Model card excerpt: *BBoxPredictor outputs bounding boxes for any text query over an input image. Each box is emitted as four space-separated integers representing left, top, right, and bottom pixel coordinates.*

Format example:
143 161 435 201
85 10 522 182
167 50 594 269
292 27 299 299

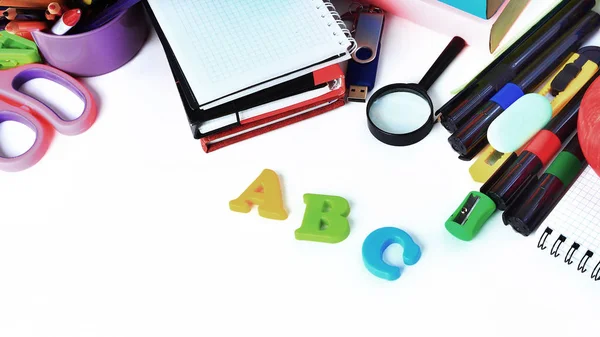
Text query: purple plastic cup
31 3 149 77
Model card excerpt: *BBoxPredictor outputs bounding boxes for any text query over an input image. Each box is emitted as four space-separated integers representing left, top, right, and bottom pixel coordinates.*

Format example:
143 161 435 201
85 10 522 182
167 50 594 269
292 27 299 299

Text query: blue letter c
362 227 421 281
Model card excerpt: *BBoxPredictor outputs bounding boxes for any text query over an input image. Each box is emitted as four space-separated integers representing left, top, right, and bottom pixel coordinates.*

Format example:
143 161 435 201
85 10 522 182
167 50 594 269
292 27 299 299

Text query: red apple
579 76 600 177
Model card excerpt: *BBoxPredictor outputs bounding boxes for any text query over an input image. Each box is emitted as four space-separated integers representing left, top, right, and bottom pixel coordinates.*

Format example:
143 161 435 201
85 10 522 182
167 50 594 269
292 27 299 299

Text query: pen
438 0 596 133
448 11 600 160
503 134 587 237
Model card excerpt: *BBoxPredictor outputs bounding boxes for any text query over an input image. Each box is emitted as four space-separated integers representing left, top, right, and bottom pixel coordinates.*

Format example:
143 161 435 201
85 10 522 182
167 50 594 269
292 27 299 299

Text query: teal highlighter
487 93 553 153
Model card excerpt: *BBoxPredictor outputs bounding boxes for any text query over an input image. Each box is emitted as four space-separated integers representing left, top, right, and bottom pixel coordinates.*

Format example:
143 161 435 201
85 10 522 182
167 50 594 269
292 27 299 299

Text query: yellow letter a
229 169 288 220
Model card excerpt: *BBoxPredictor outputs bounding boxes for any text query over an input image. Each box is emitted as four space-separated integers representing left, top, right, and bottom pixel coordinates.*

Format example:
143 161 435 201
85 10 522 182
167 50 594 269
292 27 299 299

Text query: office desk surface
1 2 599 336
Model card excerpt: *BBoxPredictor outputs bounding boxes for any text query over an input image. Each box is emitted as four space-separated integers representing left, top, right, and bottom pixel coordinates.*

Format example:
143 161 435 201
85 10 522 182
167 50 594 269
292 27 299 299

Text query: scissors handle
0 100 53 172
0 64 97 136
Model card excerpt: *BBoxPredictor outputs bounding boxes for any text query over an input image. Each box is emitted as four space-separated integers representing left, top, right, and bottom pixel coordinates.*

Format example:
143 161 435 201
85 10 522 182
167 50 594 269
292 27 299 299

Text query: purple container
31 3 149 77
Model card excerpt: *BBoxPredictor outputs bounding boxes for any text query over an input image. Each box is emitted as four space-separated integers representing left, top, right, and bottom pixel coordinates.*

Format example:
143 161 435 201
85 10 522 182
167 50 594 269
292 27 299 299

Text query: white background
1 1 599 336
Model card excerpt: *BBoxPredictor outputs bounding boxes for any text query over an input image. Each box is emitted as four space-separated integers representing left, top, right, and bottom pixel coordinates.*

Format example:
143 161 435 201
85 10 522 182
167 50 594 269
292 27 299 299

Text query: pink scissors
0 64 97 172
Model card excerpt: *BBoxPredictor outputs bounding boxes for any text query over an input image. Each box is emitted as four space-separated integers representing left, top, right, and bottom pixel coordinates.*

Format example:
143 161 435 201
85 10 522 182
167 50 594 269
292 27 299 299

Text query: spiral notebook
144 0 356 138
536 165 600 281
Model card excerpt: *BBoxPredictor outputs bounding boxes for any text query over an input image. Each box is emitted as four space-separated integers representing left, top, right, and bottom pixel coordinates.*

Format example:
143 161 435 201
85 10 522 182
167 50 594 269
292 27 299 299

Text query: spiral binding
578 250 593 274
313 0 358 55
538 227 552 250
564 242 579 265
550 235 565 258
538 226 600 281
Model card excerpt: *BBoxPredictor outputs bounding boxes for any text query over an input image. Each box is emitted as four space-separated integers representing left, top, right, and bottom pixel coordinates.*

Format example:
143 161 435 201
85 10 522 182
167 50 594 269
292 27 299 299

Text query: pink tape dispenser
0 64 97 172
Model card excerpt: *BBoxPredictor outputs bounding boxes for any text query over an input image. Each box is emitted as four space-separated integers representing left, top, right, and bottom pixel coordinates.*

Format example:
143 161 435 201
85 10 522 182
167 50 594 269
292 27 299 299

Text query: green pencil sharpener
446 191 496 241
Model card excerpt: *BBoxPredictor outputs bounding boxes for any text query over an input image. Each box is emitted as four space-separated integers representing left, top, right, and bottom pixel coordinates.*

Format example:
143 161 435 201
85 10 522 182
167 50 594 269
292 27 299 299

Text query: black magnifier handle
418 36 467 91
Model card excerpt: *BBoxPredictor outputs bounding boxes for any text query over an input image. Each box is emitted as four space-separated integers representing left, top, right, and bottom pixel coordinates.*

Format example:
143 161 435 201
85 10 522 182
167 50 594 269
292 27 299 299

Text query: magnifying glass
366 36 466 146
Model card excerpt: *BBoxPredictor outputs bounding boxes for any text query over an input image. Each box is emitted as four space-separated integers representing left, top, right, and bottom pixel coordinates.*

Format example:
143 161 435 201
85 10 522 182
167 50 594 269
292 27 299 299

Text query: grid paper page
147 0 351 107
537 166 600 280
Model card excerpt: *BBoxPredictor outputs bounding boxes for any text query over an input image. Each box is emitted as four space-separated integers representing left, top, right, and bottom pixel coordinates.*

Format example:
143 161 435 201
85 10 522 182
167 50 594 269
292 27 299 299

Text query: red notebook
200 64 346 153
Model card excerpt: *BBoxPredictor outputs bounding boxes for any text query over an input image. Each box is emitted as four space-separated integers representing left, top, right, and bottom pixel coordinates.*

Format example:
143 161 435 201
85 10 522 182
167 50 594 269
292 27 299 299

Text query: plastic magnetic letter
229 169 288 220
294 194 351 243
362 227 421 281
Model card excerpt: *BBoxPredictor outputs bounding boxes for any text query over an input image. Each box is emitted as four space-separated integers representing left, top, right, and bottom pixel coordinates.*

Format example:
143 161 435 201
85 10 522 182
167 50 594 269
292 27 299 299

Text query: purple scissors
0 64 97 172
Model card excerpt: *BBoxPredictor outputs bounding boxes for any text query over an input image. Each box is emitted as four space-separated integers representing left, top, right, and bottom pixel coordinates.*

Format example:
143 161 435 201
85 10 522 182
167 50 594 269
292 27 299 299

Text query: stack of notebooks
143 0 357 153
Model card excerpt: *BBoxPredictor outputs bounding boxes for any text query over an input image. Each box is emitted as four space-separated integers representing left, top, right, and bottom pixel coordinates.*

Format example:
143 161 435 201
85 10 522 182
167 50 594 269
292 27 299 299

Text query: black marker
503 134 587 237
480 75 593 210
439 0 596 133
448 11 600 160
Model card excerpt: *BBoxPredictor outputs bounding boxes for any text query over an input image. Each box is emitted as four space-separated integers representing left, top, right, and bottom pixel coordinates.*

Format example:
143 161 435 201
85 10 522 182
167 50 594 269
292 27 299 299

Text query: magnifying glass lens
368 91 432 134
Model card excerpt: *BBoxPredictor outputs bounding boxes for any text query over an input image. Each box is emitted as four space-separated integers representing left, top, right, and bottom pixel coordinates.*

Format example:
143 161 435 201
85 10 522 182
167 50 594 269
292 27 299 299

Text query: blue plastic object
346 44 381 91
490 83 524 110
361 227 422 281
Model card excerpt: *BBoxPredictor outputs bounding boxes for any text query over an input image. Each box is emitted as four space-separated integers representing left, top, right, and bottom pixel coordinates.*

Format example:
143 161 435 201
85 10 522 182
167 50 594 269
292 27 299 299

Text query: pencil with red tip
45 10 57 21
48 2 66 16
2 7 46 21
5 21 48 33
51 8 81 35
5 21 48 41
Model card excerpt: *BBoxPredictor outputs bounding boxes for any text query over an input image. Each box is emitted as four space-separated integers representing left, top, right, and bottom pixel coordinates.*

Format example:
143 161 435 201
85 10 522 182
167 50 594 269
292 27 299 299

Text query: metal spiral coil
314 1 359 55
564 243 580 265
550 235 566 258
538 227 552 250
578 250 593 274
591 261 600 281
540 227 599 281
